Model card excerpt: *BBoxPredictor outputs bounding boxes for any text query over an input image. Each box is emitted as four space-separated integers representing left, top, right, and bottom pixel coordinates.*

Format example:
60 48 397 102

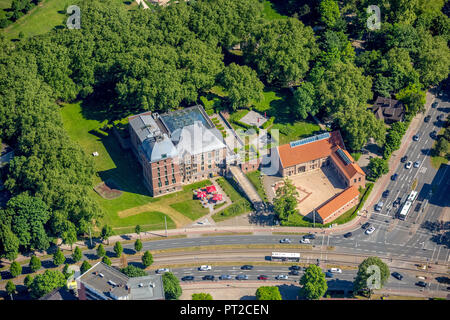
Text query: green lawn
245 170 268 202
212 177 252 222
60 102 211 231
0 0 11 9
1 0 136 40
262 0 287 21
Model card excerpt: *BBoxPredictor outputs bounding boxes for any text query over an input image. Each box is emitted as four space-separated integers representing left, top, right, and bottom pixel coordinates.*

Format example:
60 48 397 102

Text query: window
165 181 169 186
208 165 211 169
158 182 162 188
359 177 361 182
172 178 176 184
354 179 356 183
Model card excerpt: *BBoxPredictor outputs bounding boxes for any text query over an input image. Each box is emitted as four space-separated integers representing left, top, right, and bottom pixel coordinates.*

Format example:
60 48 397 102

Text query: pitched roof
277 131 345 168
330 147 365 179
316 186 360 221
372 96 405 122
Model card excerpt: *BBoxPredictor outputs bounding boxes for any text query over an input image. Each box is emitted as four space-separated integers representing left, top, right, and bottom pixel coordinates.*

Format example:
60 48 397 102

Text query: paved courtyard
240 110 268 128
276 167 346 216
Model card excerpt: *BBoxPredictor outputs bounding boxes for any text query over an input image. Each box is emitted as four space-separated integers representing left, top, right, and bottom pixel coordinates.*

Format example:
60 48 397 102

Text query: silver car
280 238 292 244
414 161 420 168
365 226 376 235
276 275 289 280
219 275 232 280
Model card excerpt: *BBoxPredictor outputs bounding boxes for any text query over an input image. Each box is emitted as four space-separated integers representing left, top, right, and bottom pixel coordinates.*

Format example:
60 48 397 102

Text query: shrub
262 116 275 129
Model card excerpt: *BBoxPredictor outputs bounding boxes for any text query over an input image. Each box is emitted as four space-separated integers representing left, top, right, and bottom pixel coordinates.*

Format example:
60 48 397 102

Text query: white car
156 268 170 274
300 238 310 244
276 275 289 280
199 265 212 271
414 161 420 168
365 226 376 235
329 268 342 274
280 238 292 244
405 161 412 169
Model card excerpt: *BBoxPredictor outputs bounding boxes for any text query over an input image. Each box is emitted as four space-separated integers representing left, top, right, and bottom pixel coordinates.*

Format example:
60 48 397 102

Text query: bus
398 190 418 220
271 252 300 262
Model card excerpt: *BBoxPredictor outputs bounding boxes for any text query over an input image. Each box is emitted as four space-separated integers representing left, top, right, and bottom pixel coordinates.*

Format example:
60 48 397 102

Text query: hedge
262 116 275 129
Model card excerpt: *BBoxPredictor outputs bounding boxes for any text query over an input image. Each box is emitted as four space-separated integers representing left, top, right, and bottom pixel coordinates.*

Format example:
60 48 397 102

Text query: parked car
424 115 431 122
329 268 342 274
289 270 299 276
432 101 438 108
325 272 333 278
414 161 420 168
276 275 289 280
202 275 215 281
413 134 420 141
375 201 383 212
391 173 398 181
343 232 352 238
401 156 408 163
182 276 195 281
416 281 427 288
236 274 248 280
405 161 412 169
290 265 301 271
219 275 232 280
199 265 212 271
280 238 292 244
241 265 254 270
365 226 376 235
300 238 311 244
257 275 269 280
361 222 371 229
392 272 403 280
156 268 170 274
430 131 437 139
382 190 390 198
438 114 445 121
303 234 316 240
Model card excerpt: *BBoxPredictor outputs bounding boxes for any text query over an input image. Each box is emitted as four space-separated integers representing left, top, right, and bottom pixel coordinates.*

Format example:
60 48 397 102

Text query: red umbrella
197 191 207 198
212 194 222 201
206 185 216 193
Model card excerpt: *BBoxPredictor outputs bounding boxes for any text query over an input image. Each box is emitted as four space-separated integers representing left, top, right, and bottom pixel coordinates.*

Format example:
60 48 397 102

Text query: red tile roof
316 186 360 221
330 147 366 179
277 131 344 168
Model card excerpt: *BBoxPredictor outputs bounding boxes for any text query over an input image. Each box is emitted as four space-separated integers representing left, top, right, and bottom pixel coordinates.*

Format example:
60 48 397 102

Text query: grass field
245 170 268 202
1 0 137 40
262 0 287 21
60 102 210 232
0 0 11 9
212 177 252 222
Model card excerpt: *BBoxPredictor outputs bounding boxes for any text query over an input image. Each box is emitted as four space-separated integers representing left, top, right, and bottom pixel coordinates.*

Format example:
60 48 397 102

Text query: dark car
391 173 398 181
343 232 353 238
219 275 232 280
430 131 437 139
424 115 431 122
303 234 316 240
241 265 254 270
236 274 248 280
438 114 445 121
432 101 438 108
416 281 427 288
413 134 420 141
258 275 269 280
182 276 194 281
325 272 333 278
392 272 403 280
401 156 408 163
290 265 301 271
289 270 300 276
393 197 402 208
361 222 371 229
382 190 390 198
202 275 215 281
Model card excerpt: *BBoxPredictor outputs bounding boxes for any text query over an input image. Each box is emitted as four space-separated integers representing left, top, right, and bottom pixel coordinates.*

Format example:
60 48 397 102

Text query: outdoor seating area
193 185 225 207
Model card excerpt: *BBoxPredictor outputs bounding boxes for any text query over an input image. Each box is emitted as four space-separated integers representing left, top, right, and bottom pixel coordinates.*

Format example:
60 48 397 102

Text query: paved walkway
229 165 262 206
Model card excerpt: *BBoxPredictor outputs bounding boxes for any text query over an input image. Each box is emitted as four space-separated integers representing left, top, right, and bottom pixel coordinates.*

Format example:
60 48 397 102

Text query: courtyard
274 166 346 218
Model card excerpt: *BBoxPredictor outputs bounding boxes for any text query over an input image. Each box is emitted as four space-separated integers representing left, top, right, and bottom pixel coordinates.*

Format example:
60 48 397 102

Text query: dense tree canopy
299 264 327 300
121 265 148 278
353 256 390 297
273 178 300 221
163 272 182 300
256 286 282 300
29 270 66 299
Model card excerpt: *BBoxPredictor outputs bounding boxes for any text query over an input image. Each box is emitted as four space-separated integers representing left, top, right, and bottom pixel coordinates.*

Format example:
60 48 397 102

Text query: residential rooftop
316 185 360 221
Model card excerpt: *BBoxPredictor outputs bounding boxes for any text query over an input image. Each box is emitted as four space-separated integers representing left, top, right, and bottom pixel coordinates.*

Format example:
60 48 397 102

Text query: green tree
29 255 41 272
353 256 390 297
102 256 112 266
24 274 33 289
135 225 141 238
142 250 153 268
162 272 182 300
61 221 78 251
293 82 317 119
192 293 213 300
10 261 22 278
134 239 143 253
299 265 328 300
244 18 319 86
273 178 299 222
121 265 148 278
29 270 66 299
319 0 340 28
53 248 66 266
368 158 389 180
396 83 426 116
96 244 106 258
434 137 449 157
114 241 123 258
101 225 113 245
6 280 16 298
220 63 264 110
72 246 82 262
80 260 92 274
256 286 282 300
62 264 74 279
0 220 19 261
